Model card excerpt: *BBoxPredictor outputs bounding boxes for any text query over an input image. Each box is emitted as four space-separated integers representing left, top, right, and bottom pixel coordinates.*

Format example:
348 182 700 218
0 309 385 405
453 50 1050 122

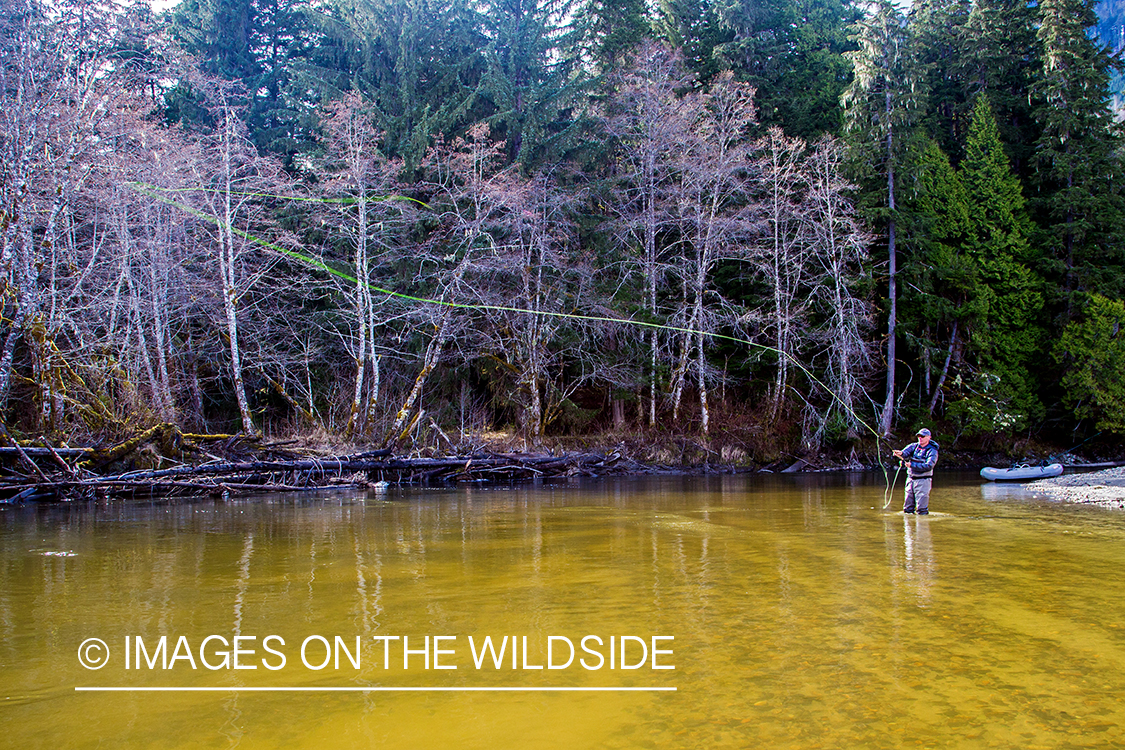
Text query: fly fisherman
893 428 939 515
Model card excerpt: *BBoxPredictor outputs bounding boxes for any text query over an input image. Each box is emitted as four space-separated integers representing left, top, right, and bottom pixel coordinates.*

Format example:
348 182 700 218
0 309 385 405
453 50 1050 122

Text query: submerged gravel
1026 467 1125 508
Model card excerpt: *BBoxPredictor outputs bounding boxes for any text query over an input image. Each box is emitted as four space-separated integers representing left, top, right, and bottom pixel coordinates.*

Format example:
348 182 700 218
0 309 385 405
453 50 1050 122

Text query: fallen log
0 447 93 458
0 424 49 482
0 447 632 502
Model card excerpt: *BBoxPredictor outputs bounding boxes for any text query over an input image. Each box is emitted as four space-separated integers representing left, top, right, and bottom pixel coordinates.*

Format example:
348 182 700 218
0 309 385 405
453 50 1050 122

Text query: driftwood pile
0 424 639 502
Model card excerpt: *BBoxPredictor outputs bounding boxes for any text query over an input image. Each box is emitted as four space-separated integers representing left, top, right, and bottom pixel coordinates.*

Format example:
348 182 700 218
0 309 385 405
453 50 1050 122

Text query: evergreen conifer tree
576 0 650 75
955 0 1040 176
168 0 314 160
957 95 1043 430
900 136 971 416
901 96 1043 432
654 0 730 84
1034 0 1125 315
316 0 487 173
715 0 860 138
842 0 924 435
478 0 585 168
1056 294 1125 433
909 0 970 158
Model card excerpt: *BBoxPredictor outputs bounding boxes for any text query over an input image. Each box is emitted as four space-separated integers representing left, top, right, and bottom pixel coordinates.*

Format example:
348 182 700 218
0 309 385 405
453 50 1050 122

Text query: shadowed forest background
2 0 1125 460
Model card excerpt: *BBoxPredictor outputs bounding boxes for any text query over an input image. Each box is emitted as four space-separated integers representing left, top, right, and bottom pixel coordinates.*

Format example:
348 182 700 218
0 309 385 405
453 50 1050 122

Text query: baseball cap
916 428 931 437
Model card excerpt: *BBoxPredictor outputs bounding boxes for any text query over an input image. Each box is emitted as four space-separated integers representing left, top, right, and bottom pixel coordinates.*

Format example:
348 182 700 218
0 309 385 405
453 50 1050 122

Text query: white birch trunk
670 315 694 422
219 117 256 435
928 322 958 415
879 92 897 437
383 312 450 448
645 152 659 428
148 246 176 422
346 192 369 437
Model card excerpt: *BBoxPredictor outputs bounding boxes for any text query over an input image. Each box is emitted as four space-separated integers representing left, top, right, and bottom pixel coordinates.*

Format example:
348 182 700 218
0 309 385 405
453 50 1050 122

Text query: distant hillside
1098 0 1125 109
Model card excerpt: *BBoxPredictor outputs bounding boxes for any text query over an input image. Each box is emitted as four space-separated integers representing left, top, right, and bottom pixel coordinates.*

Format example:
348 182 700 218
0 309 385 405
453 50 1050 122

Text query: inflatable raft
980 463 1064 482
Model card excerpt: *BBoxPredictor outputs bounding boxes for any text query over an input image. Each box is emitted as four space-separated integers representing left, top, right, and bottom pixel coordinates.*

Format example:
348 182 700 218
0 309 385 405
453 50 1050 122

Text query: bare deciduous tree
318 93 404 437
468 169 598 445
0 0 133 430
188 84 290 435
754 126 809 418
804 136 873 440
668 73 758 434
603 42 695 427
379 124 504 448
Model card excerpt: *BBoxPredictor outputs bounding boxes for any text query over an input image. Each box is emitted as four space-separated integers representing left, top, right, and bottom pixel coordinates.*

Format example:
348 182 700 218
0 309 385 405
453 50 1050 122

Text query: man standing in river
893 428 939 515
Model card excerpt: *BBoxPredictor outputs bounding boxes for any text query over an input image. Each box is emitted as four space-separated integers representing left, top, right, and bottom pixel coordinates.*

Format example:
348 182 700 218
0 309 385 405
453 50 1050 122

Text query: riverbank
3 423 1124 502
536 432 1125 477
1024 466 1125 508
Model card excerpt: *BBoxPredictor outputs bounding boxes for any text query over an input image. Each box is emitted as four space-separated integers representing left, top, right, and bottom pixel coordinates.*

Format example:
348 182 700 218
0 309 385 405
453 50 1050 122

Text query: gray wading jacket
900 440 939 478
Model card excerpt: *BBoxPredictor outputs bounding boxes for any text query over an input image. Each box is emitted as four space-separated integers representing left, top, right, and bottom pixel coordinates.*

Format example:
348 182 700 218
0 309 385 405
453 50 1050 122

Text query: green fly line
128 181 896 495
883 460 902 510
132 183 430 208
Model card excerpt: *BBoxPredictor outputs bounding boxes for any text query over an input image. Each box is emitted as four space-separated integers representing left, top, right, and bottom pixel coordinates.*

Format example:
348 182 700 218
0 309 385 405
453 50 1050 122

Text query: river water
2 473 1124 748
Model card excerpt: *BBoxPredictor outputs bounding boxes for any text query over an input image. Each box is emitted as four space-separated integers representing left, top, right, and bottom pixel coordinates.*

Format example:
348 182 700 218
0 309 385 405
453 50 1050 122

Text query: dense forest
1 0 1124 458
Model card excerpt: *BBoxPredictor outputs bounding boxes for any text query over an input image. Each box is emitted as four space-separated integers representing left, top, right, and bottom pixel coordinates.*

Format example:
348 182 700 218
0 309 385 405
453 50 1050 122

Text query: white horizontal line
75 686 676 692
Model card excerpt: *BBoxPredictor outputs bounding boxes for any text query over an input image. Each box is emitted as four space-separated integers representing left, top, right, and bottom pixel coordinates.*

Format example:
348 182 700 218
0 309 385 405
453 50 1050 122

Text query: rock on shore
1027 467 1125 508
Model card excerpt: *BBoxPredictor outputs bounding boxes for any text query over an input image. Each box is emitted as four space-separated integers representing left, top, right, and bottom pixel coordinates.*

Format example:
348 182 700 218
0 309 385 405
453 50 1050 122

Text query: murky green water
3 473 1125 748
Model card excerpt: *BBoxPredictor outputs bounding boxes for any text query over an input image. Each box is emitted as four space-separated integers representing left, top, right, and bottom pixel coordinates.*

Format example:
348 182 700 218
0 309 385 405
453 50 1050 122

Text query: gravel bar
1025 467 1125 508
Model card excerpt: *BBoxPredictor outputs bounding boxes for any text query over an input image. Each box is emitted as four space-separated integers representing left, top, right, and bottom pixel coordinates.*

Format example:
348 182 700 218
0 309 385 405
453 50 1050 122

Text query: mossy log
77 424 247 471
